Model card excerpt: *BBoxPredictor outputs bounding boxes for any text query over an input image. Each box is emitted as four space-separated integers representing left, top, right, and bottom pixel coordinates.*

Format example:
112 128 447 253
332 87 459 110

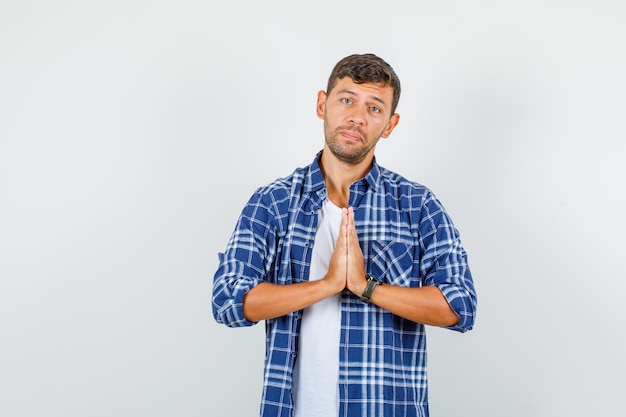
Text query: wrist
320 272 346 296
360 274 381 303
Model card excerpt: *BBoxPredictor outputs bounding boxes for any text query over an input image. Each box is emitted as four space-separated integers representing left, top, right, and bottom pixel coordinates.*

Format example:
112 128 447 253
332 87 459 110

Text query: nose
349 106 366 125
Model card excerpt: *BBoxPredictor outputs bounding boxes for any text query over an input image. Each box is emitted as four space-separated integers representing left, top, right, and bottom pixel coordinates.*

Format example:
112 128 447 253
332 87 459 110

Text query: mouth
338 129 363 142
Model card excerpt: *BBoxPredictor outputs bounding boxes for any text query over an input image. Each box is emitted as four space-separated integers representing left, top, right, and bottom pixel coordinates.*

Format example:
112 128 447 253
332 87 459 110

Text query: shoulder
376 165 453 226
253 164 308 198
377 165 434 204
244 164 310 215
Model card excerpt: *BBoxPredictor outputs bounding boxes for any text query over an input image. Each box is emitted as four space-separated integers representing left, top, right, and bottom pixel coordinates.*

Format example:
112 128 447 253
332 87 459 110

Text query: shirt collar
363 157 381 190
303 151 327 194
304 150 381 194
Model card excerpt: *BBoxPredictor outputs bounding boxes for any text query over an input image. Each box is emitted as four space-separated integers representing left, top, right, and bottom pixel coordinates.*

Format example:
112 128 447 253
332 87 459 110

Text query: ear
316 90 327 119
381 113 400 138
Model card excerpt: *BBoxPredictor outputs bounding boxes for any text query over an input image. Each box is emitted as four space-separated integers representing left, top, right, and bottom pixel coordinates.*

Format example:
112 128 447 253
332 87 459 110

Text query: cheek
373 120 390 135
378 118 397 137
325 107 345 124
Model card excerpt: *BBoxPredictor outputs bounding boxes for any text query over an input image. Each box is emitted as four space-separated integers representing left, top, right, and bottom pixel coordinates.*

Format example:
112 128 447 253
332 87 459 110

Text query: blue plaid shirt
213 152 477 417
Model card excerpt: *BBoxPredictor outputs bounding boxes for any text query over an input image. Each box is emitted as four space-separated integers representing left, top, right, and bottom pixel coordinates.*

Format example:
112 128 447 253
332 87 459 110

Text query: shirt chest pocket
366 239 417 287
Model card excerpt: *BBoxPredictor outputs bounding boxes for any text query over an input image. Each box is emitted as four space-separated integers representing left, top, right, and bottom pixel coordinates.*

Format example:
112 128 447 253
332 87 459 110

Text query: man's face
317 77 400 165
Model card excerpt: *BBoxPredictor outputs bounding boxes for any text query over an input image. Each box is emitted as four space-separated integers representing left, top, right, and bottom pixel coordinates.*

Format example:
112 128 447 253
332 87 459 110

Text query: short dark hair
326 53 401 114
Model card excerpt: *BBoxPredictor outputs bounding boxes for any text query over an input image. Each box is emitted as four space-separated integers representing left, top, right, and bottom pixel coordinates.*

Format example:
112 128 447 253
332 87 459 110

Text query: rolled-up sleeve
433 243 477 332
212 191 277 327
419 193 477 333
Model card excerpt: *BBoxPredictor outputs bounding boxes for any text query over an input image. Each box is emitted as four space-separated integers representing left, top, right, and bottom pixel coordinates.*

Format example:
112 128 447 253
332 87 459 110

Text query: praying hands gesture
243 206 368 322
323 207 368 297
243 207 459 327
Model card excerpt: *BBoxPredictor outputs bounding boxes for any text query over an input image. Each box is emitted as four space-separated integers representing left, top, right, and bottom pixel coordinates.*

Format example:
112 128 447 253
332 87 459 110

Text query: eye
341 98 352 104
370 106 381 113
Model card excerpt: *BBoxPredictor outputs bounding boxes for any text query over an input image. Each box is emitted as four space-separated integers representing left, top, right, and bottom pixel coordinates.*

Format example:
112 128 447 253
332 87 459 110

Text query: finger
346 207 358 239
348 206 357 226
343 209 350 250
346 208 363 258
338 207 348 242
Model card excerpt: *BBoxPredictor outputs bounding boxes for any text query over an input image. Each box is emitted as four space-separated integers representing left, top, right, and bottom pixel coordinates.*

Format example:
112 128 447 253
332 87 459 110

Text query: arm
362 284 459 327
344 206 475 329
243 280 335 322
243 207 353 322
214 194 352 325
247 275 458 326
212 191 280 327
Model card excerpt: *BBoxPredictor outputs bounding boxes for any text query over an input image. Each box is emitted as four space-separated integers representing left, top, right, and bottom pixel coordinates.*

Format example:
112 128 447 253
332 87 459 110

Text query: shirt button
291 352 297 358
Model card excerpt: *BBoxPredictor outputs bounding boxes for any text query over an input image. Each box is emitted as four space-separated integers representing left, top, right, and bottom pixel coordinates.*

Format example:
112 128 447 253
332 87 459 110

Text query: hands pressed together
243 206 367 322
324 207 368 297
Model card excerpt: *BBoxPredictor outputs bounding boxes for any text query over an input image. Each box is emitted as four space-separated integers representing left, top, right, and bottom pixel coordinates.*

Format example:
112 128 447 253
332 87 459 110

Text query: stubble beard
324 119 381 166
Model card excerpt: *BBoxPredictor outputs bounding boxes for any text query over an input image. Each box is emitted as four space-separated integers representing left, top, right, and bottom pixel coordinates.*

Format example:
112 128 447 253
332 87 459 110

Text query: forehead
329 77 394 106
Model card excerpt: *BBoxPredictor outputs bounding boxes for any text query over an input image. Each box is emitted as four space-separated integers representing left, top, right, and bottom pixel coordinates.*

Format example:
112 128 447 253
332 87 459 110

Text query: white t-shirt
292 199 342 417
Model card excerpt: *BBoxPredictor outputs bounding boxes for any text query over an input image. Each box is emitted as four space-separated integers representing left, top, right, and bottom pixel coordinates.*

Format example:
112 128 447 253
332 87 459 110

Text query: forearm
243 280 338 322
368 284 460 327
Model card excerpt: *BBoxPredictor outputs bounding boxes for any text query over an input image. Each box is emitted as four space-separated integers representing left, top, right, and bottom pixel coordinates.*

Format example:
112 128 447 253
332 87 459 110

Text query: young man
212 53 477 417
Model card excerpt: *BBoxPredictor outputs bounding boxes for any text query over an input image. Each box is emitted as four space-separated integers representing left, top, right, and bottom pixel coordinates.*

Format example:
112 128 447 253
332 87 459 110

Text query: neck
319 147 373 208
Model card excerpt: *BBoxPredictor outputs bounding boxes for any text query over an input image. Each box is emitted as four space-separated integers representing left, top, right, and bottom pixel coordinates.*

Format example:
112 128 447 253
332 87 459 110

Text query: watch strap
360 274 381 303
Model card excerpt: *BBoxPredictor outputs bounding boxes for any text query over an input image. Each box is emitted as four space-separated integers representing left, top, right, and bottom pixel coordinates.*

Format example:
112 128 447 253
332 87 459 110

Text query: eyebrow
336 88 388 108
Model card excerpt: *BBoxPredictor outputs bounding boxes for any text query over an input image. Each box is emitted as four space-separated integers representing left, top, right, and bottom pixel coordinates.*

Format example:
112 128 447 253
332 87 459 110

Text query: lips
338 129 363 142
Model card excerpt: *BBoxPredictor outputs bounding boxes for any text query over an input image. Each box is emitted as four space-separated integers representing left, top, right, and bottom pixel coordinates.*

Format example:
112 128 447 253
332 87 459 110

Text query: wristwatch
360 274 381 303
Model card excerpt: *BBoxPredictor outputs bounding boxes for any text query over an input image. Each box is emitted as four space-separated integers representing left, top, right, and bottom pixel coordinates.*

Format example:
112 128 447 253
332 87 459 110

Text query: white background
1 1 625 416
